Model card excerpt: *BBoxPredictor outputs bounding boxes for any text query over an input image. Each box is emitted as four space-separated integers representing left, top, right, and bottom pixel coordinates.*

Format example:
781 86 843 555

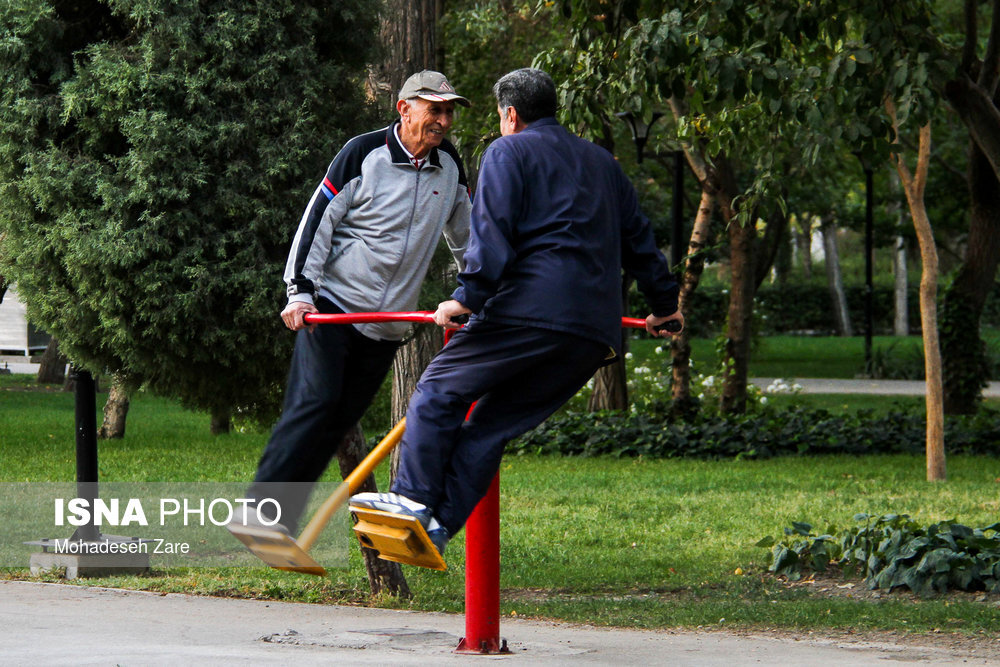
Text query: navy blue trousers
391 320 608 535
249 298 398 533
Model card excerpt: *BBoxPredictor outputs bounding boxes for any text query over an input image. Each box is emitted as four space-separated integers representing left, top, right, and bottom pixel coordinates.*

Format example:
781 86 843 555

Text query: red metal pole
456 473 506 654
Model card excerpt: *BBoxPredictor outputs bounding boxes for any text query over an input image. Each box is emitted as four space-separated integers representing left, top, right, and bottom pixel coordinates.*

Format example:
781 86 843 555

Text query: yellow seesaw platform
350 507 447 571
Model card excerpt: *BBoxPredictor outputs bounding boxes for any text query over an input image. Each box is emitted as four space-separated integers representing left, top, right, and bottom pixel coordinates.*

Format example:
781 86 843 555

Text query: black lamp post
616 111 685 270
615 111 664 164
854 154 875 374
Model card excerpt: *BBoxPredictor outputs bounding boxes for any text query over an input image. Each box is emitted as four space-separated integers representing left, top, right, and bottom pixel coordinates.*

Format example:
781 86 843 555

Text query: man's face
399 98 455 158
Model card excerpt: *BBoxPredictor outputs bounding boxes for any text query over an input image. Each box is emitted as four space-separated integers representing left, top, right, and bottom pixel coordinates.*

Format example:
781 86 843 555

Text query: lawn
631 334 923 380
2 369 1000 635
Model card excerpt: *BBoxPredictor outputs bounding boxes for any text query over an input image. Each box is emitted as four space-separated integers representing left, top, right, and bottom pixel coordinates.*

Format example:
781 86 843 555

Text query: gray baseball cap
398 70 471 107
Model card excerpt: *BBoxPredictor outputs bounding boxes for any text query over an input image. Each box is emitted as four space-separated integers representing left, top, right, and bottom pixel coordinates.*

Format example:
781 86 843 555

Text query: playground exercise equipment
228 310 681 653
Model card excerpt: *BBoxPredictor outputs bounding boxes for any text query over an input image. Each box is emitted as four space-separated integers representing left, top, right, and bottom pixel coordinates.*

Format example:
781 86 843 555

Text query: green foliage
531 1 948 220
0 0 379 422
510 405 1000 459
758 514 1000 596
634 282 1000 340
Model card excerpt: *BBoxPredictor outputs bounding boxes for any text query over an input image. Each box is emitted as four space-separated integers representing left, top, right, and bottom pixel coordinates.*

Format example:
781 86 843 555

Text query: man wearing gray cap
241 71 472 534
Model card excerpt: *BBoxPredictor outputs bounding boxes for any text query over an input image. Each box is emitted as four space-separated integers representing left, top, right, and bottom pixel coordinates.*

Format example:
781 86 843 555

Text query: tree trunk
391 326 444 424
367 0 445 108
889 171 910 336
820 215 853 337
389 324 443 477
671 188 715 414
36 337 67 384
940 4 1000 414
210 408 231 435
98 376 130 439
893 234 909 336
753 187 789 292
588 279 630 412
336 424 412 598
0 278 7 304
588 354 628 411
796 216 814 281
940 141 1000 414
669 99 753 416
889 103 945 481
721 205 756 415
376 2 447 578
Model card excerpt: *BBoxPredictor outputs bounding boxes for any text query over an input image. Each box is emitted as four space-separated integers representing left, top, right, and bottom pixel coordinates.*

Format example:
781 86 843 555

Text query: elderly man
243 71 471 534
351 68 683 557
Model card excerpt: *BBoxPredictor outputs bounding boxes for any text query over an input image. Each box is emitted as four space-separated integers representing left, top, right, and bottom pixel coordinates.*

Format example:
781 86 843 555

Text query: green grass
2 377 1000 635
631 335 928 379
632 328 1000 381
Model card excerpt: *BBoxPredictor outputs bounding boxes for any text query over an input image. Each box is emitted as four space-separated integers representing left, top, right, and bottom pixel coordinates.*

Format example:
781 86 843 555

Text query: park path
750 378 1000 397
2 580 997 665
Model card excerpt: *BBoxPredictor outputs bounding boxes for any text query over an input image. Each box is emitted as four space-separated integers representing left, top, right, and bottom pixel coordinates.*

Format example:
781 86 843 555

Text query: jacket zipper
375 167 419 311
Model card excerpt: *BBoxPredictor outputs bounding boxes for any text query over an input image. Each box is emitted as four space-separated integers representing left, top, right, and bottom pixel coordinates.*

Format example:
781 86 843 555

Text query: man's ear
507 105 519 127
396 98 410 119
507 106 526 133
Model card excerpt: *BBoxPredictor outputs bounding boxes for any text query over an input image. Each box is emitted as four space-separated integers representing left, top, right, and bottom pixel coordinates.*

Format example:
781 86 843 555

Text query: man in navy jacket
351 68 682 556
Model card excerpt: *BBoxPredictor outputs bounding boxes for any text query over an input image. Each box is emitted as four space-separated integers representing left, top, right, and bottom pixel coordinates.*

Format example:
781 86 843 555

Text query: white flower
654 346 664 354
702 375 716 388
760 396 769 405
625 352 633 360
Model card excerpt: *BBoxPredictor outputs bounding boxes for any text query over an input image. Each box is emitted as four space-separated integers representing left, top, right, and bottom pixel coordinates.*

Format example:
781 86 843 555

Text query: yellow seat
350 507 447 571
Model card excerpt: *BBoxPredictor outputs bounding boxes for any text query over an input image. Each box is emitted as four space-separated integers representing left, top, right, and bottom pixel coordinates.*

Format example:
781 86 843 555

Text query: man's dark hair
492 68 557 123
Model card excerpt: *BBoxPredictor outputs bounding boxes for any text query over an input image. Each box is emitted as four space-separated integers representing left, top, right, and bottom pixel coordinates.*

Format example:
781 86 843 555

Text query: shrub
757 514 1000 596
508 406 1000 459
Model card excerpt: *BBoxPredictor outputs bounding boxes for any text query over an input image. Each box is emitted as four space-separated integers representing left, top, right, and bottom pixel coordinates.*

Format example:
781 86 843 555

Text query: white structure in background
0 285 50 356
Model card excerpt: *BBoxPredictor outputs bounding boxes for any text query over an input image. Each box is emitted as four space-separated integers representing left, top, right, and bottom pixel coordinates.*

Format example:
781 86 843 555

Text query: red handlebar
304 312 652 329
303 312 438 325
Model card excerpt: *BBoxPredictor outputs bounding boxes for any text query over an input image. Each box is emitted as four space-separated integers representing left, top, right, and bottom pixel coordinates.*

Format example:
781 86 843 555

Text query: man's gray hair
493 68 557 123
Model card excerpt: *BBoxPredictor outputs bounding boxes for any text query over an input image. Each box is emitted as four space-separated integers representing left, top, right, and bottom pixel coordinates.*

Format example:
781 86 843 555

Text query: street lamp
854 153 875 375
616 111 685 270
615 111 664 164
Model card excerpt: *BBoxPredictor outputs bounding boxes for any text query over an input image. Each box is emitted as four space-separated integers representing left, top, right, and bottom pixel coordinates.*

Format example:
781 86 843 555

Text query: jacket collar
521 117 560 133
387 119 442 169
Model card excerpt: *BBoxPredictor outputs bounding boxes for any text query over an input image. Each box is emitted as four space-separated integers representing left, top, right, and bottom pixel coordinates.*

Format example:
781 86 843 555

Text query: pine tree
0 0 379 426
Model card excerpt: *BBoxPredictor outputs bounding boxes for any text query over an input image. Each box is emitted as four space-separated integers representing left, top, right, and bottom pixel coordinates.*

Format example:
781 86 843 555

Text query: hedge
509 407 1000 459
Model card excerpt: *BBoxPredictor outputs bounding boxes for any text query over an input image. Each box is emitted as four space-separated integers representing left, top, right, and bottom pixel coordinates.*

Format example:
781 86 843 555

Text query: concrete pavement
3 580 999 665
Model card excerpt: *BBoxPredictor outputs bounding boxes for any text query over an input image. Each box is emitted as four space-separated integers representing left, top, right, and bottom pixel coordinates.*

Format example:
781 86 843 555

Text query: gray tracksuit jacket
285 121 470 340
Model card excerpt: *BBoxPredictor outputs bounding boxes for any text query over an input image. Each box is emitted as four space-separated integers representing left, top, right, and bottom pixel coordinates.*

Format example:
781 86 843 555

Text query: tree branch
978 0 1000 93
962 0 977 75
944 75 1000 183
